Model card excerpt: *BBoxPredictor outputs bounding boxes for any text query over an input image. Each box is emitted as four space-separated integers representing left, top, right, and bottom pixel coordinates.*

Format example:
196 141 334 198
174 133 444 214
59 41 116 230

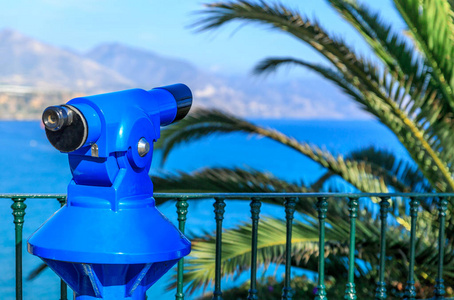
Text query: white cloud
194 85 217 98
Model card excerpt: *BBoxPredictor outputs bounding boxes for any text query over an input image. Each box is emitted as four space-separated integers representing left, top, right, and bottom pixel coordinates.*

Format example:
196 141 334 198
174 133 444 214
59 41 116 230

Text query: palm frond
347 147 433 193
157 109 390 193
195 1 454 191
254 57 454 191
310 171 334 191
196 0 454 191
175 217 349 293
195 1 382 96
327 0 429 91
394 0 454 112
175 213 448 294
450 0 454 12
153 167 317 212
153 167 309 193
155 109 258 165
152 163 419 230
325 0 454 126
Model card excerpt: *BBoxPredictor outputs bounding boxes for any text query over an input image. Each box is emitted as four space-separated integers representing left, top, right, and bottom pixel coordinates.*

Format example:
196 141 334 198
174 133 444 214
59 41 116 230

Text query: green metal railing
2 192 453 299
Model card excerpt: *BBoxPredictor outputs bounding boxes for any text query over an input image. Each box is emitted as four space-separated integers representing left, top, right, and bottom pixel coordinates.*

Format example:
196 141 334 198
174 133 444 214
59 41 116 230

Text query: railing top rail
153 192 454 199
0 194 66 199
1 192 454 199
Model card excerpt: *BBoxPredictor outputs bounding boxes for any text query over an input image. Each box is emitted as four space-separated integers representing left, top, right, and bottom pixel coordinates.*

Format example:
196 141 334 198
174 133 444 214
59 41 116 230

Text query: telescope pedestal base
43 259 178 300
28 198 190 300
76 289 145 300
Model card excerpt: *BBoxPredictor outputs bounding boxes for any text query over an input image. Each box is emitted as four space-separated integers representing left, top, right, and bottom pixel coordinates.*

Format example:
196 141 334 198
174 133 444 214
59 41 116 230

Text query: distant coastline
0 87 81 120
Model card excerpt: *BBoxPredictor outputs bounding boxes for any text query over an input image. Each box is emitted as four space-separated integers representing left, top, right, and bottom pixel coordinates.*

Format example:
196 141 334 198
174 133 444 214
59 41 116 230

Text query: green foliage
151 0 454 298
156 109 391 193
168 196 454 295
153 167 309 193
197 276 356 299
347 147 433 193
194 0 454 192
197 275 454 299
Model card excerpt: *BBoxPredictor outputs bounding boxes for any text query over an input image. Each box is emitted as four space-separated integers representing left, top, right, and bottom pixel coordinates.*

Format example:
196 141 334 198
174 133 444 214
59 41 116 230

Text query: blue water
0 120 408 299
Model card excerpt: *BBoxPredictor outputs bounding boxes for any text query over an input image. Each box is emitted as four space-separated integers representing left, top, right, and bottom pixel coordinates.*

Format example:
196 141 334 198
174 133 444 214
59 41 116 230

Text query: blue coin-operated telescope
28 84 192 300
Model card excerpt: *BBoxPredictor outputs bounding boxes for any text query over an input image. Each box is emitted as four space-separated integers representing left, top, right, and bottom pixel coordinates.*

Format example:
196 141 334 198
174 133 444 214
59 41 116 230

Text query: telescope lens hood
158 84 192 123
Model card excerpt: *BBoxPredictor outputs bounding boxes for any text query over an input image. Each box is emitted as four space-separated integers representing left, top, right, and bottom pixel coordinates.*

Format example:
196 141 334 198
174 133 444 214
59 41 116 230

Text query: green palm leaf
159 1 454 298
177 217 347 293
327 0 428 91
153 167 317 211
153 167 309 193
326 0 454 140
326 0 454 173
176 212 449 294
156 109 391 193
393 0 454 110
347 147 433 194
195 0 454 192
254 56 454 191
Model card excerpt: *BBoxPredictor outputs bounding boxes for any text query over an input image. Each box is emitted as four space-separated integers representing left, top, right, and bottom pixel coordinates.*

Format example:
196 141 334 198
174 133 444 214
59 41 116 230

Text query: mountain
86 43 367 119
0 28 368 120
0 29 133 92
86 43 208 88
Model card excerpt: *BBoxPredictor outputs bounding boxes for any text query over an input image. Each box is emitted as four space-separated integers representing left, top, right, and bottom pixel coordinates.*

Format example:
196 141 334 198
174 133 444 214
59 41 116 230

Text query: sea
0 119 408 299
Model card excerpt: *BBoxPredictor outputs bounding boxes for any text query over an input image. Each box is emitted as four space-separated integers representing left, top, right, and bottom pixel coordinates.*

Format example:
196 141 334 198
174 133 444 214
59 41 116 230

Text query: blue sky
0 0 404 77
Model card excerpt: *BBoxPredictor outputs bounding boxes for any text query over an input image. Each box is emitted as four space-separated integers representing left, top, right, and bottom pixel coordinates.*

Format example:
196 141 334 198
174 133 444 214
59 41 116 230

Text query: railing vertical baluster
213 198 226 300
282 197 296 300
434 197 448 299
57 197 68 300
345 197 358 300
404 198 419 300
60 281 68 300
248 198 262 300
315 197 328 300
375 197 390 300
176 199 189 300
11 197 27 300
57 196 66 207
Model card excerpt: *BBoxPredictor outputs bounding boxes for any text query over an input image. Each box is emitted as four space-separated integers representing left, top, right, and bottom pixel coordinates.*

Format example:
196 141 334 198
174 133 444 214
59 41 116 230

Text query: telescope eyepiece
43 105 88 153
43 106 74 131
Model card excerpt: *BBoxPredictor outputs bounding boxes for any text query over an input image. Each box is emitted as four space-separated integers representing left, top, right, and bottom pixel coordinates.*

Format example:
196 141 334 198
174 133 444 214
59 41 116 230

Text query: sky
0 0 405 78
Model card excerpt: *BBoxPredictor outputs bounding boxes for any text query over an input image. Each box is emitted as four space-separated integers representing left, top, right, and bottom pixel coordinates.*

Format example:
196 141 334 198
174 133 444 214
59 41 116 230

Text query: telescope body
28 84 192 299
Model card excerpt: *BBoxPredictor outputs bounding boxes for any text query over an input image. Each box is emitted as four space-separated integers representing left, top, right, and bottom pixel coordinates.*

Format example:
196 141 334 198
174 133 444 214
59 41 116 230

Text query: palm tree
152 0 454 298
155 114 454 299
160 0 454 194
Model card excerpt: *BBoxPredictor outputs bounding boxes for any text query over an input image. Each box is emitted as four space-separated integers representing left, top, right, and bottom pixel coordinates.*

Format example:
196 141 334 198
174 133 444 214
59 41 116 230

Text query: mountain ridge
0 29 133 92
0 28 368 120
